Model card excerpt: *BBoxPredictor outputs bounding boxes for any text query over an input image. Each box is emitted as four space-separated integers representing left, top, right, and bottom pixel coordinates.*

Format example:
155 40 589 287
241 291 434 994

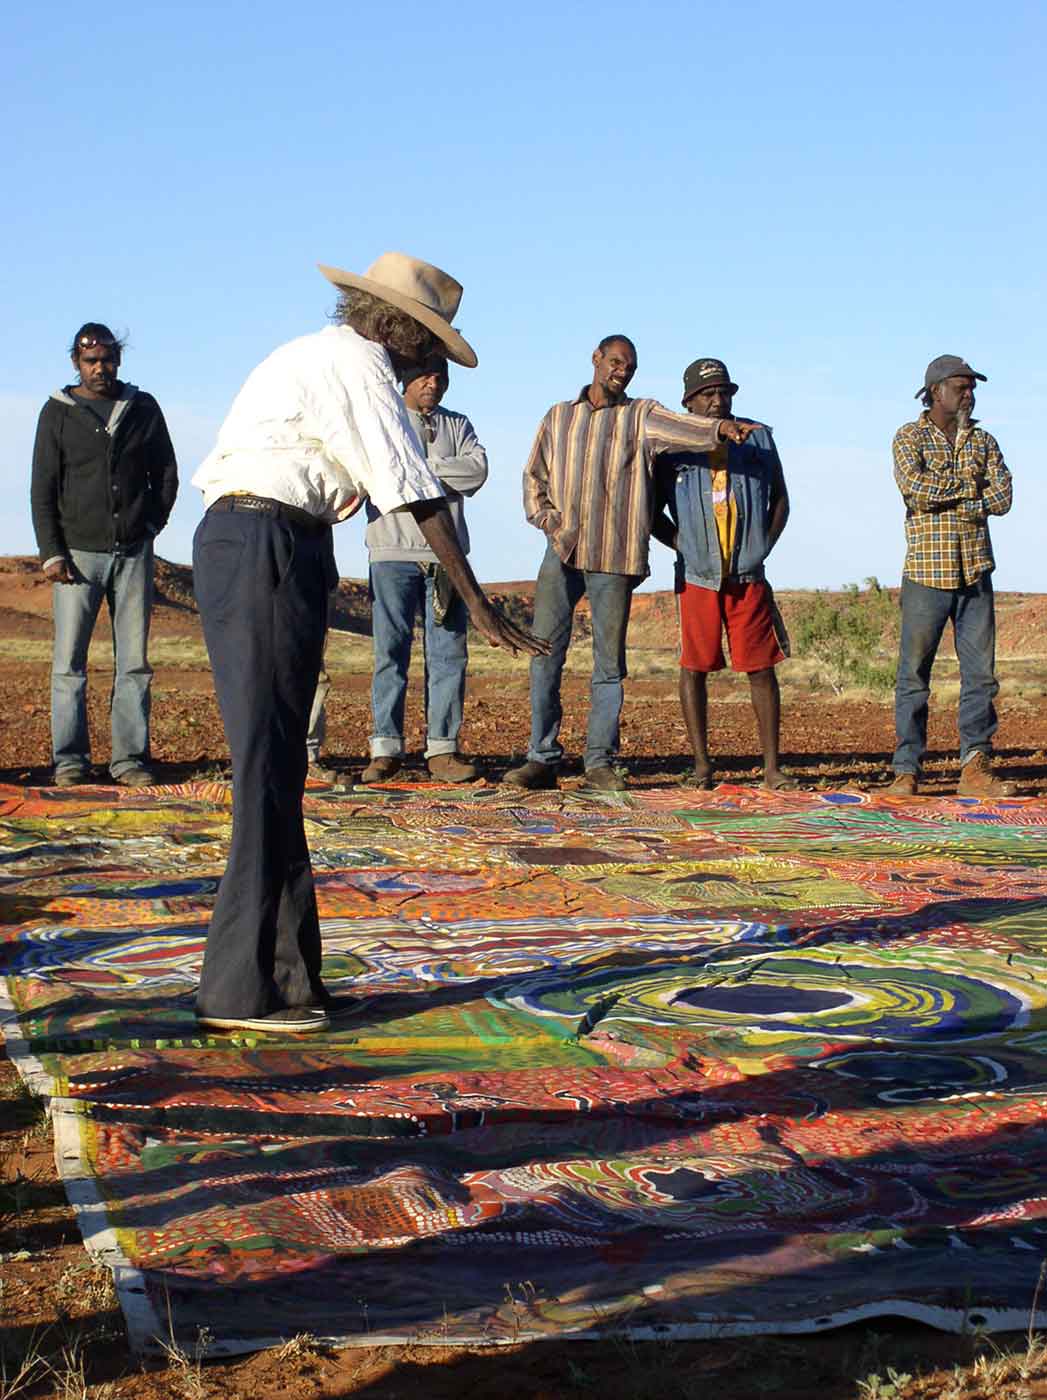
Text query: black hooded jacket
30 384 178 563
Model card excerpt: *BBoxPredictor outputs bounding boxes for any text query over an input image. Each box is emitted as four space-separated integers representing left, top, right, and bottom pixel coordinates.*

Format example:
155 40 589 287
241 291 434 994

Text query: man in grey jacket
361 353 488 783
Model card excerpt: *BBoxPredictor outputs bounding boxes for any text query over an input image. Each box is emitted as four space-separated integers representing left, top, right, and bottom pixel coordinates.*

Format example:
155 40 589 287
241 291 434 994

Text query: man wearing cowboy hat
888 355 1014 798
191 252 544 1036
651 357 793 791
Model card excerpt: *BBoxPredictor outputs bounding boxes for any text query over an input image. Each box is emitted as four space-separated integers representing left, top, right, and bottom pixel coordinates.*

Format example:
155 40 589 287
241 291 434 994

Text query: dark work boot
502 760 558 790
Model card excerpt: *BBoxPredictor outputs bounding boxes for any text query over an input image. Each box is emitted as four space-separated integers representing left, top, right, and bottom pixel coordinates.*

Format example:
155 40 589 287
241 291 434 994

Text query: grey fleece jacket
365 404 487 562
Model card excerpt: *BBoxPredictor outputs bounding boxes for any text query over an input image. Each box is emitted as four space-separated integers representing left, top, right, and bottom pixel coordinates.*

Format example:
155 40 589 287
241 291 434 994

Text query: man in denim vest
653 358 792 790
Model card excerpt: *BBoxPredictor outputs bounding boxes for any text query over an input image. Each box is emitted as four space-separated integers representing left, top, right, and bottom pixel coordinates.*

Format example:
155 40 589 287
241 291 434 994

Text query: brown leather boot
427 753 479 783
583 764 627 792
361 755 402 784
886 772 918 796
502 760 558 790
957 752 1016 798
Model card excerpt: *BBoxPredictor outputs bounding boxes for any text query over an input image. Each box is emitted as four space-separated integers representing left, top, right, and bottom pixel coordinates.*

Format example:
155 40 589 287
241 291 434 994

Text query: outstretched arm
408 499 549 656
645 404 761 456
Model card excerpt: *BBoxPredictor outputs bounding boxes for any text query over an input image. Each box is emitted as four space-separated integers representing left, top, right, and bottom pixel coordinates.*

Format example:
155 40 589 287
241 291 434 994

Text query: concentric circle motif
505 952 1034 1043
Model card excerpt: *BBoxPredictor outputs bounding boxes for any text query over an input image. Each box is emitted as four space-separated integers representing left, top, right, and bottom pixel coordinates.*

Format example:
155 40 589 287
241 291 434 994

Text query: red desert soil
2 555 1047 1398
0 555 1045 790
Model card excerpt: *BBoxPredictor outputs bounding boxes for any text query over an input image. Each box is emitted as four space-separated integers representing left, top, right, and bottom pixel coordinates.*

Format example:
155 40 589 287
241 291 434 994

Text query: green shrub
790 578 898 695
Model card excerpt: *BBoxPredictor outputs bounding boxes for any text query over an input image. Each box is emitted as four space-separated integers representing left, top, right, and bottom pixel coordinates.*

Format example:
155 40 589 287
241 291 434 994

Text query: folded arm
432 415 488 497
892 428 978 512
981 435 1013 517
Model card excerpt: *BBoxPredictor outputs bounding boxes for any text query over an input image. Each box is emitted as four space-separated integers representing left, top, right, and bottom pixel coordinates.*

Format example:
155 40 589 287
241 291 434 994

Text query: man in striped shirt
888 355 1014 797
504 335 757 791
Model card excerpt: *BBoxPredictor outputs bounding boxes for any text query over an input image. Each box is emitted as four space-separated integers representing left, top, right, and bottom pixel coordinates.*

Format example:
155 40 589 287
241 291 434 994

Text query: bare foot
763 768 799 791
684 760 714 790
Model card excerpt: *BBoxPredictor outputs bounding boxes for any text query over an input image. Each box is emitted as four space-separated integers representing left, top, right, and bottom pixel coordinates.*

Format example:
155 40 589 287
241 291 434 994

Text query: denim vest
659 425 782 590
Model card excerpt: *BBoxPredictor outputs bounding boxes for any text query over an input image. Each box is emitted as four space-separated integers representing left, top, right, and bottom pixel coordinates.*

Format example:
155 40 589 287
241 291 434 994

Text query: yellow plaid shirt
892 412 1012 589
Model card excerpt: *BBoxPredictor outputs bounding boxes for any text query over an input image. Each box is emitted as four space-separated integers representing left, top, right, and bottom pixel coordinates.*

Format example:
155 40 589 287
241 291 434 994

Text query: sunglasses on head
77 335 117 350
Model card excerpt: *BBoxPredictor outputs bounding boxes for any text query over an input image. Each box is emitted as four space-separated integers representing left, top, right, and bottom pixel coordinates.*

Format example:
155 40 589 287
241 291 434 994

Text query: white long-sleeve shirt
192 325 444 522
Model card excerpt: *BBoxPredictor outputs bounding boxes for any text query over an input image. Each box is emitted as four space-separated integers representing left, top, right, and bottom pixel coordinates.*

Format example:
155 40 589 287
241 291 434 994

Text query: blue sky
4 0 1044 592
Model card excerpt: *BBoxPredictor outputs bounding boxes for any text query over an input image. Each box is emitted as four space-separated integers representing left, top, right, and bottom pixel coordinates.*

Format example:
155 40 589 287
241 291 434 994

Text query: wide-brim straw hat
318 252 477 368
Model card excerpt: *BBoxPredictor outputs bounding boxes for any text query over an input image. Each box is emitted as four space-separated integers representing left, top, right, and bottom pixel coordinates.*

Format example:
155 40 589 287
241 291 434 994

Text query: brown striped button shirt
522 389 722 576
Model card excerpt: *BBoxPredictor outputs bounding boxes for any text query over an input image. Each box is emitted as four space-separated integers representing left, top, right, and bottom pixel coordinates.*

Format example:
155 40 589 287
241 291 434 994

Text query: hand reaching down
468 596 549 656
407 496 550 657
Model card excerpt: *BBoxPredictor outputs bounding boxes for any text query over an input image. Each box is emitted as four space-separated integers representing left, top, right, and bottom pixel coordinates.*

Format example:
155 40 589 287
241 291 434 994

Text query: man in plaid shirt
888 355 1014 797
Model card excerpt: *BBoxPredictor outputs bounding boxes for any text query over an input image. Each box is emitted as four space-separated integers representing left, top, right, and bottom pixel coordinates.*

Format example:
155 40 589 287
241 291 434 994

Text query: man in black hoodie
30 323 178 786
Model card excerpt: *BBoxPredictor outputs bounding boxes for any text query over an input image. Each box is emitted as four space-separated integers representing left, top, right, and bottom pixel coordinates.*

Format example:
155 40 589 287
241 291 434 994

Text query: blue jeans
51 541 154 778
893 573 1000 776
369 561 469 758
527 544 637 771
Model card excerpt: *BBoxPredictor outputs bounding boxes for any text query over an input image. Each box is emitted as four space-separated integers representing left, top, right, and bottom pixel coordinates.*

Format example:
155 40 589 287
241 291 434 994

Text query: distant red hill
2 556 1045 656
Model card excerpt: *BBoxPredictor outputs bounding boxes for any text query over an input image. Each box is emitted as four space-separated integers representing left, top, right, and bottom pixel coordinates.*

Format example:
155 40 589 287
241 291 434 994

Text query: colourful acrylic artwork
2 780 1047 1356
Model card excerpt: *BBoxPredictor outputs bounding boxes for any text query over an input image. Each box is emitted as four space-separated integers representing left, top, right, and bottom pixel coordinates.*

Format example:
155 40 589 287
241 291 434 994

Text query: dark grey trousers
192 505 337 1019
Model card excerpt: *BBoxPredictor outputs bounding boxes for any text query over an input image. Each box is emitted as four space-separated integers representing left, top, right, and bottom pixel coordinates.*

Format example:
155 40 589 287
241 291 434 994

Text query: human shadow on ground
0 760 233 788
62 976 1047 1225
5 774 1047 1362
14 874 1047 1086
816 893 1047 946
96 1114 1047 1357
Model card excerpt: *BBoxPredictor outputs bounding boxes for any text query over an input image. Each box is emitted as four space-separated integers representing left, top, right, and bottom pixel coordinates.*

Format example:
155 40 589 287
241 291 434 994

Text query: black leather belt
210 494 329 532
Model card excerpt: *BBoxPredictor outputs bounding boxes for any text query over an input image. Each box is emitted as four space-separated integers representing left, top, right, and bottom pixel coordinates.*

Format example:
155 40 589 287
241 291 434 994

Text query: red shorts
678 579 786 673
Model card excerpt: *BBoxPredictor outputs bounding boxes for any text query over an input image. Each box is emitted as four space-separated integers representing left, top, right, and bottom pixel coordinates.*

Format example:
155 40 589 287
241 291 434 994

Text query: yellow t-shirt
708 441 736 576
